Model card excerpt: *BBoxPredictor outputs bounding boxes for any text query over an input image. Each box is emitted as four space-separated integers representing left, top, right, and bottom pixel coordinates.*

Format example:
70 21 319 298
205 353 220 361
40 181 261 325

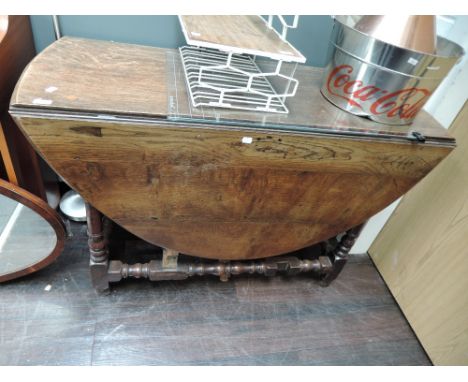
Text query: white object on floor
59 190 87 222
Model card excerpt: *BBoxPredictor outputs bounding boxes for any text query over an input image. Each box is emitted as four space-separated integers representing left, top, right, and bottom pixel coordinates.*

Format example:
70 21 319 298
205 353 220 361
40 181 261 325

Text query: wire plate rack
179 46 299 114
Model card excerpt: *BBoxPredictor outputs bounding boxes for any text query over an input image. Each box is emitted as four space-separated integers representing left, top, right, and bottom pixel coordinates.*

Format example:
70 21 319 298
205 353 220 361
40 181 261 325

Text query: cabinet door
369 102 468 365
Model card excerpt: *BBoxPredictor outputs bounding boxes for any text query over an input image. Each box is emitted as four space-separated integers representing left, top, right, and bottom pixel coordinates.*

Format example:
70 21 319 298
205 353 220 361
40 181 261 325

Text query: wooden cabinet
0 15 46 199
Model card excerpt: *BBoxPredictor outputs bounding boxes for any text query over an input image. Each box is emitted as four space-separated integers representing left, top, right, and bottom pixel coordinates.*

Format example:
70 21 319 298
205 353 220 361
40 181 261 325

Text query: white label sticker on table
32 98 53 105
45 86 58 93
242 137 253 144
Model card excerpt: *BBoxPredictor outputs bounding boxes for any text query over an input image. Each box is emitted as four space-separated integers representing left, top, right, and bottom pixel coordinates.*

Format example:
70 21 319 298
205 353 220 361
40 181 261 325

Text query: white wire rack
178 15 304 114
179 46 299 114
266 15 300 40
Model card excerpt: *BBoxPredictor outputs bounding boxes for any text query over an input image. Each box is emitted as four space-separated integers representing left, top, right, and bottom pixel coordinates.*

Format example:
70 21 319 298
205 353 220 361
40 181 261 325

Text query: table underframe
85 203 364 293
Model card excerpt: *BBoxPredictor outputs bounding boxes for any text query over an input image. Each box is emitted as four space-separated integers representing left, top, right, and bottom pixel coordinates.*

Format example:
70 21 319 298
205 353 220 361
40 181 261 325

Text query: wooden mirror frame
0 178 66 282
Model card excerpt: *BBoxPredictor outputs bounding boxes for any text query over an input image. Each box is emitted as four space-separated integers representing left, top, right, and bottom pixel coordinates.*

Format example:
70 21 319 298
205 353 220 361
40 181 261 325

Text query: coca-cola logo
326 65 431 120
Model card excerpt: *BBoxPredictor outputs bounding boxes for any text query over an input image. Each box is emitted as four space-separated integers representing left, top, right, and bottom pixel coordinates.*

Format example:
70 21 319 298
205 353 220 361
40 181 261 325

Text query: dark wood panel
0 16 36 106
0 15 46 198
1 113 45 197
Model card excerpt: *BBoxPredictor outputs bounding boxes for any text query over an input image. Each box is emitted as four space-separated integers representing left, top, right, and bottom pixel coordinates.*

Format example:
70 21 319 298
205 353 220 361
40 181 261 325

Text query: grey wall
29 15 333 67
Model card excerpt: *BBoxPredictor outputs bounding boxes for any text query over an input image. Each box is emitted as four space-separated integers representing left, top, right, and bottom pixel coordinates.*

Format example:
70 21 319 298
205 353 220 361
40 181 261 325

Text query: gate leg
86 203 110 293
320 224 365 286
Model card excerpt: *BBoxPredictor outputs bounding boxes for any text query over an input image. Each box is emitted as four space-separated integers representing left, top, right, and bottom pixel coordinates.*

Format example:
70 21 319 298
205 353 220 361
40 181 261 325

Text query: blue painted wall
29 15 333 67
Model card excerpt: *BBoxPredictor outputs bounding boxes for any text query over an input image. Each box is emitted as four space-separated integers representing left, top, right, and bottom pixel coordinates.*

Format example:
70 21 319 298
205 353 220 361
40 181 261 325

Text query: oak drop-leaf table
10 37 455 292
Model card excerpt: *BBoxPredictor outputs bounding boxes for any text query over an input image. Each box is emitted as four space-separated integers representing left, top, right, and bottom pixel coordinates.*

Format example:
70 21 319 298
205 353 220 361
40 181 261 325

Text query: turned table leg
85 203 110 293
320 223 365 286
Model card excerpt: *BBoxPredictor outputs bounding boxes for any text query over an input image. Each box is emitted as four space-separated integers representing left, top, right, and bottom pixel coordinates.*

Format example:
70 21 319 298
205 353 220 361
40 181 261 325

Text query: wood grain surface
179 15 306 62
10 37 453 142
10 37 455 261
369 102 468 365
14 116 453 260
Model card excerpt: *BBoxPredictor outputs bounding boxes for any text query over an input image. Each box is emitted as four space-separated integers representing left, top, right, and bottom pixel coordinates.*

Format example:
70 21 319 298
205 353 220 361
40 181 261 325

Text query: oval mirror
0 178 66 282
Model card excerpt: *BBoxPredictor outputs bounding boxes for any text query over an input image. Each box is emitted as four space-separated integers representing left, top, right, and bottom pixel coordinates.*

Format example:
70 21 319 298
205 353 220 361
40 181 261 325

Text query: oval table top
10 37 456 260
11 37 454 144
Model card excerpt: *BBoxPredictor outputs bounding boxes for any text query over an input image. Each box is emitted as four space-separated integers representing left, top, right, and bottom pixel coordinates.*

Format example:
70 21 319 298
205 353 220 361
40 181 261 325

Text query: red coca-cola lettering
326 64 431 120
370 88 430 119
343 80 363 95
353 85 387 102
326 65 361 108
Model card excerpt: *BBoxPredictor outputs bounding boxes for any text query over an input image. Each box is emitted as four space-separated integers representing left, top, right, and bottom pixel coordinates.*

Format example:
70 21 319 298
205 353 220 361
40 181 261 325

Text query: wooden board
10 37 454 143
13 116 452 260
179 15 306 63
11 37 169 119
369 102 468 365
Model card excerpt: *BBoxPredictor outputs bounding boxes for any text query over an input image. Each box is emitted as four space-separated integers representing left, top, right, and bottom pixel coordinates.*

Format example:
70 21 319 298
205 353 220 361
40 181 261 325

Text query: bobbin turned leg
320 224 364 286
85 203 109 293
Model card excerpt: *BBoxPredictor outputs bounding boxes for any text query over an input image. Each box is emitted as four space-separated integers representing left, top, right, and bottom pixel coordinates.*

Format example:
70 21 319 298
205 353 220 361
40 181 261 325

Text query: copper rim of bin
352 15 436 55
333 15 464 60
